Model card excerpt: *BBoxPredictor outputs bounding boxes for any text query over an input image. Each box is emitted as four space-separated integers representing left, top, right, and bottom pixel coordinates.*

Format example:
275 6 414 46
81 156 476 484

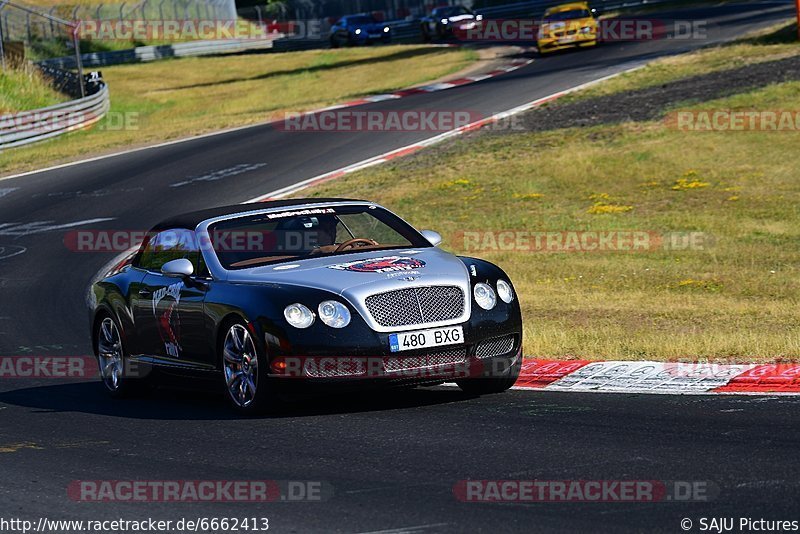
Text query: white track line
0 59 531 184
245 64 646 203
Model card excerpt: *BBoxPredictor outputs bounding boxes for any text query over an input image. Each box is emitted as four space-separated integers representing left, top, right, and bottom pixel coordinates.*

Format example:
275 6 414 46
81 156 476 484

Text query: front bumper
349 32 391 44
269 332 520 383
537 32 596 52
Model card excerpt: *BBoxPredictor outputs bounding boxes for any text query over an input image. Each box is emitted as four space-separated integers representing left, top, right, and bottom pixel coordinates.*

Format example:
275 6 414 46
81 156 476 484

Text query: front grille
304 358 366 378
365 286 465 328
384 348 467 373
301 349 468 378
475 335 515 359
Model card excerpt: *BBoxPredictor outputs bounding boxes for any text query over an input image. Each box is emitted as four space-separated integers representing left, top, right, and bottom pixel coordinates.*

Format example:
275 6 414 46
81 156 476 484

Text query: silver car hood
225 247 472 332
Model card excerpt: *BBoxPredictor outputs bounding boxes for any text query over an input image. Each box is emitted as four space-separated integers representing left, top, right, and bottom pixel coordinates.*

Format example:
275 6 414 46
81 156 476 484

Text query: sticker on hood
327 256 426 273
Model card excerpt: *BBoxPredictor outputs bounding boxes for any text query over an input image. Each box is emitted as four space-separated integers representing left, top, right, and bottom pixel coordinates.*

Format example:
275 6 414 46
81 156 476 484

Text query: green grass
0 67 67 113
0 45 477 174
295 46 800 362
562 21 800 103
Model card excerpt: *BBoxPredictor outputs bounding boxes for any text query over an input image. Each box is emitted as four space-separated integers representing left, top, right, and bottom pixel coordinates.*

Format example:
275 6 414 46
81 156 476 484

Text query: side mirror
161 258 194 278
420 230 443 247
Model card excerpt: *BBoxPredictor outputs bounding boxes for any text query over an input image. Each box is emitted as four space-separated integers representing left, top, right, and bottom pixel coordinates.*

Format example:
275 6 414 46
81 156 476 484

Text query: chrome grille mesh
365 286 465 328
384 348 467 373
475 335 515 359
304 358 366 378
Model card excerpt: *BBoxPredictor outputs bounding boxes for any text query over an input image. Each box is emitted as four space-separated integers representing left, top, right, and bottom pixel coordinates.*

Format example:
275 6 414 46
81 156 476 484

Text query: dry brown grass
0 45 476 174
298 77 800 362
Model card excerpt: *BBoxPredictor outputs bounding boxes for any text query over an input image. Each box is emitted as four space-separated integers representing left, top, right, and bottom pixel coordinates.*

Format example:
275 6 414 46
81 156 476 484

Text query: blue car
330 14 392 47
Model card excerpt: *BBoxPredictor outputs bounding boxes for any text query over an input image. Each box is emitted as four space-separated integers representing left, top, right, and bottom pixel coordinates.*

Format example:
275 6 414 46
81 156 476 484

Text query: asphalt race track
1 2 799 532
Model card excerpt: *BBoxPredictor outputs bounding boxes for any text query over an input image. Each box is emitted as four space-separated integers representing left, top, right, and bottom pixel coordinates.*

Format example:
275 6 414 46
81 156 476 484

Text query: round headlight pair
284 301 351 329
473 279 514 310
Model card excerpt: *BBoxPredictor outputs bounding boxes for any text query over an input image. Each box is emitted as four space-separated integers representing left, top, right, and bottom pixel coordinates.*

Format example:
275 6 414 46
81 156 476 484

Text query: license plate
389 326 463 353
559 35 576 43
368 33 381 38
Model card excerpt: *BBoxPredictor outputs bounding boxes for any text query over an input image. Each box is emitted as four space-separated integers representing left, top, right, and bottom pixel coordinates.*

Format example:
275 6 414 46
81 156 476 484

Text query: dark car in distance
420 5 483 41
329 14 392 47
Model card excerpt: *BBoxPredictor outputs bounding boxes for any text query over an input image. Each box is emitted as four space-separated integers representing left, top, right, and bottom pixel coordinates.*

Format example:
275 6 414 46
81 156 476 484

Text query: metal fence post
796 0 800 41
48 6 55 37
0 36 4 73
72 24 85 97
0 0 8 72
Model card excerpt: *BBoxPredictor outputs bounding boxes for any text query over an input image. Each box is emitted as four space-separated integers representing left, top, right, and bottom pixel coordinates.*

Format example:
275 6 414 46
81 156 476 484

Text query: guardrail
0 81 109 150
38 36 279 69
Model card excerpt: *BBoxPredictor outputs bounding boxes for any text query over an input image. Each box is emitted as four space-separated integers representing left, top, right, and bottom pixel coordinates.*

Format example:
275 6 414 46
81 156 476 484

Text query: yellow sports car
536 2 598 54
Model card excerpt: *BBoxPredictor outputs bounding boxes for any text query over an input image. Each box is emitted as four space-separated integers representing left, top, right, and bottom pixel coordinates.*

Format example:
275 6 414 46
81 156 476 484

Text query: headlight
473 283 497 310
284 303 314 329
496 279 514 304
318 300 351 328
355 28 362 35
580 26 592 33
441 18 449 24
383 26 390 33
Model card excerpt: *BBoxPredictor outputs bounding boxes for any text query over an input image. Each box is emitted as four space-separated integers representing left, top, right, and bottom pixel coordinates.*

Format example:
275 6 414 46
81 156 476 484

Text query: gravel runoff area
500 53 800 132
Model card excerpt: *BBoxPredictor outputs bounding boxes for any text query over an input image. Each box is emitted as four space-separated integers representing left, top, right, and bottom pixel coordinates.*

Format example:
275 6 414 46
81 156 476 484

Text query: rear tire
456 356 521 395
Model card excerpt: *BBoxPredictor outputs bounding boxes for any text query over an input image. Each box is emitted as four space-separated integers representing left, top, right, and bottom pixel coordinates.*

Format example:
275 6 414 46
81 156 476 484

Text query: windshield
543 9 591 21
346 16 377 26
435 7 469 17
207 205 430 270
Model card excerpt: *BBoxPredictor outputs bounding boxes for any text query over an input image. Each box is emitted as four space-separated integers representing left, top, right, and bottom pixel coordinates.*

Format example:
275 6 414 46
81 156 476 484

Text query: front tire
221 321 276 414
95 315 142 398
456 356 521 395
421 25 431 42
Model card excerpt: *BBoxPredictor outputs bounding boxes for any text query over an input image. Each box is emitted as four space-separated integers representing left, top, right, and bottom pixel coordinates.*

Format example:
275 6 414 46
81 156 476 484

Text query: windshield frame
542 9 591 22
434 6 469 18
196 201 432 278
345 15 378 26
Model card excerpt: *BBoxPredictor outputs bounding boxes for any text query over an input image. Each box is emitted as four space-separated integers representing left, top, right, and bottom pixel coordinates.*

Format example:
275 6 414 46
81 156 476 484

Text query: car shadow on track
0 381 478 420
157 47 454 92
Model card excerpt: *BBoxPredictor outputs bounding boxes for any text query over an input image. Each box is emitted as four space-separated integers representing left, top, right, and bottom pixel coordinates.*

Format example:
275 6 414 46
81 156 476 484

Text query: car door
130 229 211 369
